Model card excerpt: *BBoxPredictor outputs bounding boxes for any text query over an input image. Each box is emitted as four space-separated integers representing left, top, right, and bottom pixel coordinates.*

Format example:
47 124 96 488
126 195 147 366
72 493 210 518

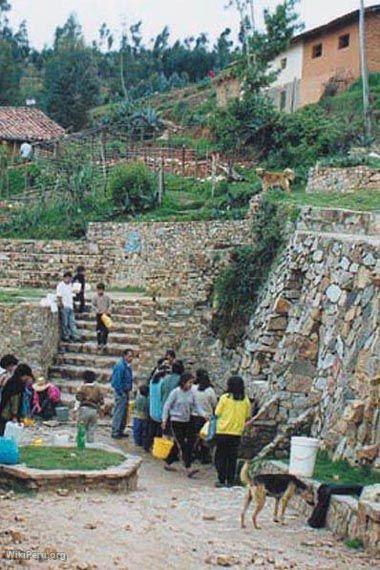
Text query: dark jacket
111 359 133 395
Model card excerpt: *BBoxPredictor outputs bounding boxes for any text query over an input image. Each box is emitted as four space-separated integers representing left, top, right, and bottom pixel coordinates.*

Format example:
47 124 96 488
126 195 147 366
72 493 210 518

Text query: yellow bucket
101 314 113 329
152 437 174 460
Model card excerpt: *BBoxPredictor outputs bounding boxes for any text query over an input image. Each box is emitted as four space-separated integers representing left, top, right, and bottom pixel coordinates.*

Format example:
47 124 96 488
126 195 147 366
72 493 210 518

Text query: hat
33 377 50 392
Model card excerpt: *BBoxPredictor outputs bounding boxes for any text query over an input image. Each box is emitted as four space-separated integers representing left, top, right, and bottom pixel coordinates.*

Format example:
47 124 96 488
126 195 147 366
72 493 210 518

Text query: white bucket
289 436 319 478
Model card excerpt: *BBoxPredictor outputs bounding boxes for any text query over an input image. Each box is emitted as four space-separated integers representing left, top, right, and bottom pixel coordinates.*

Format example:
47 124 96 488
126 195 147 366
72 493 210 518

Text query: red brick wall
300 20 361 106
366 12 380 73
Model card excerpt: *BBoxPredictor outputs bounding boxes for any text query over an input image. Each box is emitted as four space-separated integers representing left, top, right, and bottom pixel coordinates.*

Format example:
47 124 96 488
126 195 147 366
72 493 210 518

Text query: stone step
50 364 114 382
54 379 114 397
59 341 139 357
55 352 121 369
77 313 142 325
75 320 141 334
57 391 114 411
76 330 140 345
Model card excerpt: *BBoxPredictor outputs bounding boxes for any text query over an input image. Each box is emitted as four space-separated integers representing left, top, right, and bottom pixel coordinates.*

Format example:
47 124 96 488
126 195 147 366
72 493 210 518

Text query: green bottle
76 423 86 450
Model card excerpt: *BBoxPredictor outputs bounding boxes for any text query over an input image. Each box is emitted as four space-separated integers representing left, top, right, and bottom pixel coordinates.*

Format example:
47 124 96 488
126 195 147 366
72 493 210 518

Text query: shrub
212 196 287 347
108 161 156 214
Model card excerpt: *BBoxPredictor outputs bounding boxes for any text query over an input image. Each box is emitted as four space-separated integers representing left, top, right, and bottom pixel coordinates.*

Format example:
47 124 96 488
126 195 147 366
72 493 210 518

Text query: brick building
216 5 380 112
299 4 380 106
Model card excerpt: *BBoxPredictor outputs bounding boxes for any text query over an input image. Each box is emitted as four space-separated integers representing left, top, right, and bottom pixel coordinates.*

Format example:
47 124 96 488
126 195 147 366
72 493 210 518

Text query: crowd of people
110 348 253 486
0 268 255 488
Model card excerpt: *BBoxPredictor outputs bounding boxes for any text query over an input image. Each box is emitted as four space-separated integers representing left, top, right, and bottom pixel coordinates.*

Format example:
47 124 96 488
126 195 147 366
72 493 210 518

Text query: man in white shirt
56 272 80 342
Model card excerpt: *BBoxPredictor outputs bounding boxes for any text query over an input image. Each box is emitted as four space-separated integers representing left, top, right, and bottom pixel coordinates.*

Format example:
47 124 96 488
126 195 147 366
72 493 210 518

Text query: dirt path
0 428 377 570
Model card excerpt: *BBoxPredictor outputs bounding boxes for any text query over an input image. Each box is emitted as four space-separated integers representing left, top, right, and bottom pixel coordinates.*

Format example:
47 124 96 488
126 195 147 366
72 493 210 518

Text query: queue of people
116 347 252 486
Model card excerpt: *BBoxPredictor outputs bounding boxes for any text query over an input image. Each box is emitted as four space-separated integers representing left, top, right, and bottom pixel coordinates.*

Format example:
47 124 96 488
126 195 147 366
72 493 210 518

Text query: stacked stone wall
306 165 380 194
0 302 59 376
235 207 380 466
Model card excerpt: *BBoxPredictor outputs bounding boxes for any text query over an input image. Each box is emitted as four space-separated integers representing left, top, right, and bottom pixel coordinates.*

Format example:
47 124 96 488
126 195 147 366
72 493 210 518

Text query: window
280 57 287 70
312 43 323 58
338 34 350 49
280 90 287 111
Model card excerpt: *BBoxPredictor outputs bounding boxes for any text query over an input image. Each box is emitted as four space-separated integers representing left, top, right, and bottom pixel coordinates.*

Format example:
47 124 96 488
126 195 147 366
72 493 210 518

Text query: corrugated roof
0 107 65 142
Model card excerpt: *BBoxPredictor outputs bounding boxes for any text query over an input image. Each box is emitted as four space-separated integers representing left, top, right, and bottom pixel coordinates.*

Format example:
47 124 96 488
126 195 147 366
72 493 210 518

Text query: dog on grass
256 168 295 194
240 462 315 530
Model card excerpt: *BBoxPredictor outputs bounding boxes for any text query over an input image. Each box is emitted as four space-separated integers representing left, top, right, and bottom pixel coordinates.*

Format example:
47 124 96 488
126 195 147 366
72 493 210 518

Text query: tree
44 15 100 130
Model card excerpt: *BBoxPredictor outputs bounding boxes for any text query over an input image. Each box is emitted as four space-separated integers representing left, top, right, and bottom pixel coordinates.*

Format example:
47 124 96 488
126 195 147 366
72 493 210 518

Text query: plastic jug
4 422 24 445
76 423 86 450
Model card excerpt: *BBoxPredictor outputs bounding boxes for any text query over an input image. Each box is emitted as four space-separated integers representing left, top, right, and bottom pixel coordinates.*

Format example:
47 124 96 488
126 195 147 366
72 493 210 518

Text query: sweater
76 383 104 409
133 394 149 420
193 386 218 417
215 394 251 436
162 387 205 424
92 293 112 315
111 359 133 395
149 379 163 423
160 373 180 405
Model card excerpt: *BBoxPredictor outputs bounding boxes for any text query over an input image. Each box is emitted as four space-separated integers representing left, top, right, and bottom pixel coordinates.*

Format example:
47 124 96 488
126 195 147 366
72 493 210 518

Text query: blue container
0 437 19 465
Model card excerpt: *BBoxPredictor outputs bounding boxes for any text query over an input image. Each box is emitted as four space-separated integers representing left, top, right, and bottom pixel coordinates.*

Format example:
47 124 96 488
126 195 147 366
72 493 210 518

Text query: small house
0 106 65 156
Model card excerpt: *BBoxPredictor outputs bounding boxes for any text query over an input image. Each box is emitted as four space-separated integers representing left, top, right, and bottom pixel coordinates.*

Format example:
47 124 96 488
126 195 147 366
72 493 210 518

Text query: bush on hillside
108 162 156 214
212 196 287 347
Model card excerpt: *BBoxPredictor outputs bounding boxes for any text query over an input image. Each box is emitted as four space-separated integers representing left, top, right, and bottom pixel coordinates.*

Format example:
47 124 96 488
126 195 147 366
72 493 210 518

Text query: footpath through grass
0 288 45 304
20 446 125 471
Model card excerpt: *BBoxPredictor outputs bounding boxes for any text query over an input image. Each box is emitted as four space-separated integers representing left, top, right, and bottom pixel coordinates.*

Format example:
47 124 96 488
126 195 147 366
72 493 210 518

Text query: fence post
211 152 217 199
158 161 165 206
182 145 186 177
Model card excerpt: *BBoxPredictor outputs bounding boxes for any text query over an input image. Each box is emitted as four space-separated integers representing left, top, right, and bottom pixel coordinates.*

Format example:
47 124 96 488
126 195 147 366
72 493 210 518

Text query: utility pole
359 0 372 141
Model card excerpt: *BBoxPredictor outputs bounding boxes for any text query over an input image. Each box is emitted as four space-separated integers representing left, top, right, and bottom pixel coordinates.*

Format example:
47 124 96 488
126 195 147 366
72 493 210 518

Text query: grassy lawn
280 451 380 486
20 446 125 471
110 285 147 294
0 288 46 304
266 186 380 212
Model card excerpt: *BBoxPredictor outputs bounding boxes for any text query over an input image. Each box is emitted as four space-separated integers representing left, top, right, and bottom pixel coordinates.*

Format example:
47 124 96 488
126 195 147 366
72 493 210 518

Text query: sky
8 0 379 50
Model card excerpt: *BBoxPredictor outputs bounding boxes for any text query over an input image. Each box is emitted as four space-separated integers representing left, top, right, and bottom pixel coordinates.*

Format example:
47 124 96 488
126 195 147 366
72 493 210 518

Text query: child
133 384 149 447
92 283 112 351
73 266 86 313
76 370 104 443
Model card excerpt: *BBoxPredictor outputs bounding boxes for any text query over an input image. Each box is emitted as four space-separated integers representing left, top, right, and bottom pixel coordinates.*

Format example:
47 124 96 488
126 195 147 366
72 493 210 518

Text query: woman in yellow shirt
215 376 251 488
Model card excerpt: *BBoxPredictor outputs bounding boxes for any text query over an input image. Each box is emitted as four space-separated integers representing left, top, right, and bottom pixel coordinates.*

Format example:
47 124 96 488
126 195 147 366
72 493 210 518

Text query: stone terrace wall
87 220 251 299
235 207 380 466
307 165 380 193
0 302 59 376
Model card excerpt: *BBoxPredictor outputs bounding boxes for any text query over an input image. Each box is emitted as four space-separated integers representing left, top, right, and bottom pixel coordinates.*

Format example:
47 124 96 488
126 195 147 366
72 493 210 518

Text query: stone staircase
49 298 151 410
0 239 113 289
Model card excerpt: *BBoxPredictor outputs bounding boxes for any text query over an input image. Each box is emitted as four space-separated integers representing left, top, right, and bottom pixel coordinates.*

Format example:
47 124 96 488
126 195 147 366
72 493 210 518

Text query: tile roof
0 107 65 142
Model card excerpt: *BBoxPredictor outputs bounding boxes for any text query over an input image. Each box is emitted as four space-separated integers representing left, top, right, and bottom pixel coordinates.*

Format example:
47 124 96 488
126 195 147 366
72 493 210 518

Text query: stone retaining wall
263 460 379 555
0 302 59 376
87 220 251 298
306 165 380 194
234 208 380 467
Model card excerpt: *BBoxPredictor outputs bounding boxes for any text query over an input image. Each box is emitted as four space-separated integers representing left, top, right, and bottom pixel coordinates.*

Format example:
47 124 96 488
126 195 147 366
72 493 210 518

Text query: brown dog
256 167 295 194
240 462 315 529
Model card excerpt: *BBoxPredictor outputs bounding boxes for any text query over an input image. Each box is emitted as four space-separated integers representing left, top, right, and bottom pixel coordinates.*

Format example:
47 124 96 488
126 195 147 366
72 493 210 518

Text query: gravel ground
0 424 378 570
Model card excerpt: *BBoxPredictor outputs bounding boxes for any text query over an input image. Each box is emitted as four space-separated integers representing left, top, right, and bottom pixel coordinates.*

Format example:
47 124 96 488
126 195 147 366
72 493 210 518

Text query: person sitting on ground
162 372 207 478
111 349 134 439
160 360 185 406
0 364 34 435
144 366 169 452
73 265 87 313
0 355 19 400
132 384 149 448
92 283 112 351
31 377 61 421
214 376 251 488
56 271 80 342
76 370 104 443
192 369 218 464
